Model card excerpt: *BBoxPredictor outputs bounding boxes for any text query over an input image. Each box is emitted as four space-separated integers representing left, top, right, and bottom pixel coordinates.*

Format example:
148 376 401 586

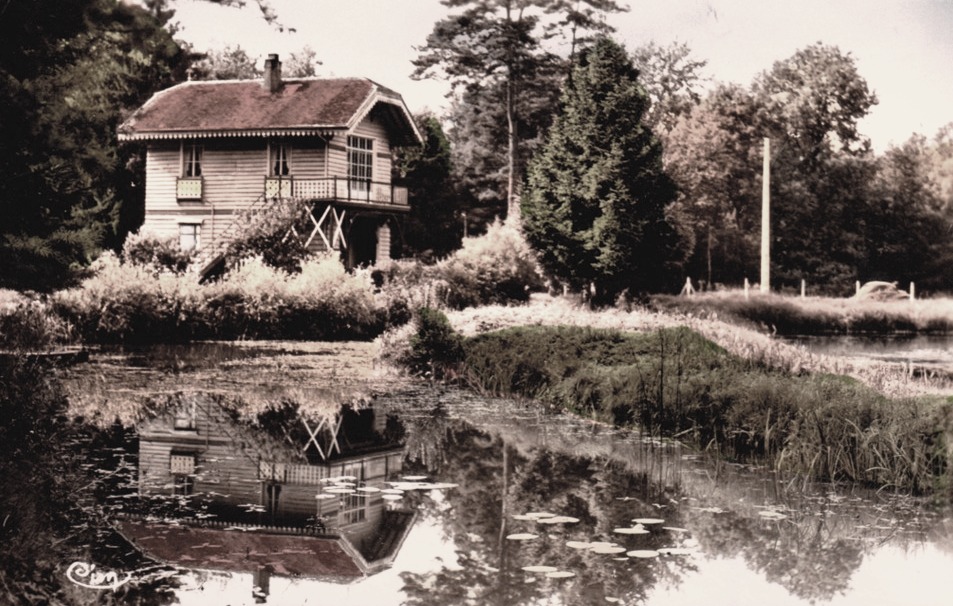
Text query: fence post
910 282 915 301
856 280 861 296
744 278 750 300
800 279 806 299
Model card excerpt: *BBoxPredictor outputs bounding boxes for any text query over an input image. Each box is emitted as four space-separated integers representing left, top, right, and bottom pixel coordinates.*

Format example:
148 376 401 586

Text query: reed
650 291 953 335
411 320 953 494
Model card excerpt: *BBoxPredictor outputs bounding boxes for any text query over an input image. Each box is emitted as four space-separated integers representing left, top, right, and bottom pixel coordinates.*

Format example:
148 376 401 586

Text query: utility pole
760 138 771 293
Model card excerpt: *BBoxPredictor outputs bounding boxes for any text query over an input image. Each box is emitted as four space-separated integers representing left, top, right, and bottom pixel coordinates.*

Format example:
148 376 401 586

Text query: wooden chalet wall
140 109 394 256
138 400 405 530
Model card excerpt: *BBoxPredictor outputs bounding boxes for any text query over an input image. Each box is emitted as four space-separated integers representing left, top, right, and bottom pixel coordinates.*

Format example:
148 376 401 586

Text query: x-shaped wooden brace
301 414 343 461
304 205 347 251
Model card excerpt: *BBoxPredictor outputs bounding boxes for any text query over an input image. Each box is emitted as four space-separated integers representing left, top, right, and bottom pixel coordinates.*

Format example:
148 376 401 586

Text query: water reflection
47 344 953 605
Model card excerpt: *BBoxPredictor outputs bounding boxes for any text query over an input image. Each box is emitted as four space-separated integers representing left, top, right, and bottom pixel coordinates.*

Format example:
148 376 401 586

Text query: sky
169 0 953 152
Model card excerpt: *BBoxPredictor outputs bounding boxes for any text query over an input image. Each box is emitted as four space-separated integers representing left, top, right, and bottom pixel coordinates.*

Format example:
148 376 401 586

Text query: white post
856 280 861 296
910 282 915 301
801 279 806 299
744 278 750 300
760 138 771 294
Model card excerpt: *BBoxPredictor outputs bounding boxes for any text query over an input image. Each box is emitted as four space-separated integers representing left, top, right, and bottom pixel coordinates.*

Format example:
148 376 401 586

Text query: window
347 136 373 191
270 144 290 176
264 482 281 516
184 144 202 177
173 403 196 430
173 474 194 496
179 224 200 252
170 452 196 496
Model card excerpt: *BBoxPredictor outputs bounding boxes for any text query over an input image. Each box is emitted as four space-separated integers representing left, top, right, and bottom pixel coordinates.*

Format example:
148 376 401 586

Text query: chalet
122 396 416 587
118 54 422 276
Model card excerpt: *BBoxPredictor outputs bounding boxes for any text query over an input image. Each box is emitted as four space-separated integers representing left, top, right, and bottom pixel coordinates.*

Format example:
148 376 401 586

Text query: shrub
404 308 464 379
121 231 192 273
432 220 543 309
0 298 73 349
53 251 199 343
224 198 313 272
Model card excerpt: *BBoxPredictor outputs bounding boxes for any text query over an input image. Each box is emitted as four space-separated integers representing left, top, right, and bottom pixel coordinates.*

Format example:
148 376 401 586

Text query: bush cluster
448 324 953 493
51 252 406 342
377 220 544 310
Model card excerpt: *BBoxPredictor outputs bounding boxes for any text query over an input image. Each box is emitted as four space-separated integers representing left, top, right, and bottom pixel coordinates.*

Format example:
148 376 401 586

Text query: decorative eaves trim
118 128 343 142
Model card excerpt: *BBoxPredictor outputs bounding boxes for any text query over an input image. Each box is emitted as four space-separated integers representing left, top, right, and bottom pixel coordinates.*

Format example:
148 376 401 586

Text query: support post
910 282 915 301
744 278 750 300
760 138 771 294
801 279 806 299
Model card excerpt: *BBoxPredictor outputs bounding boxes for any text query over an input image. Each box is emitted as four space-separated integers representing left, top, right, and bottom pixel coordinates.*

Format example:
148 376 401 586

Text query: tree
190 44 261 79
0 0 186 291
631 41 708 137
413 0 625 219
394 113 465 258
521 37 688 301
664 84 762 287
284 45 322 77
751 43 879 292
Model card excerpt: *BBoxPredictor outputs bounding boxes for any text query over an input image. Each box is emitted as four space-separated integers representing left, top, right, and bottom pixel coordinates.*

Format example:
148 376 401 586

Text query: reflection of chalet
125 397 414 582
118 54 422 275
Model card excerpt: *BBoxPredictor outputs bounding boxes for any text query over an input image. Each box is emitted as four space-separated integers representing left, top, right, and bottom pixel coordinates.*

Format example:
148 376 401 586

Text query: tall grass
651 291 953 335
450 324 953 494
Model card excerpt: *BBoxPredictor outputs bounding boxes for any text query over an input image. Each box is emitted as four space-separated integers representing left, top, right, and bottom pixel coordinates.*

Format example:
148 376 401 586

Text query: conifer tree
521 36 688 301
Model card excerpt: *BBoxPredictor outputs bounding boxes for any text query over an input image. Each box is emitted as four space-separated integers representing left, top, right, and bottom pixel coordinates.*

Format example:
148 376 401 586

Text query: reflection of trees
693 508 864 603
397 412 698 605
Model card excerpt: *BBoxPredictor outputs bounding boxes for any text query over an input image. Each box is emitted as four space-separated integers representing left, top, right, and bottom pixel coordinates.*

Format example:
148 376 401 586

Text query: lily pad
613 526 649 535
512 514 535 521
538 516 580 525
545 570 576 579
662 527 689 533
522 565 558 573
626 550 660 558
506 533 539 541
591 546 627 554
758 510 788 520
632 518 664 525
658 547 695 556
566 541 592 550
381 489 405 495
525 512 556 520
357 486 381 493
324 487 354 494
381 494 403 502
402 475 428 481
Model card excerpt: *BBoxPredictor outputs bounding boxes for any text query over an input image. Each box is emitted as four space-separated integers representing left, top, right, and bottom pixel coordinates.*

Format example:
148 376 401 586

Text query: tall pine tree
521 36 688 301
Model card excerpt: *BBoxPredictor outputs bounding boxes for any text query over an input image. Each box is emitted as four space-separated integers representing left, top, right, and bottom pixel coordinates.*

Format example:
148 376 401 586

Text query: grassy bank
650 291 953 336
453 324 953 493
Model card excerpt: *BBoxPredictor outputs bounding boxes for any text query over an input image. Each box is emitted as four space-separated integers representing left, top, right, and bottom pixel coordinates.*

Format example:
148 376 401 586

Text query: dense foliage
522 37 688 302
0 0 187 291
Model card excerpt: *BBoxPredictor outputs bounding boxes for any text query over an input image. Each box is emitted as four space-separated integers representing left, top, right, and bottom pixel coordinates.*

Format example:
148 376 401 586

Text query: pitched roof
118 77 421 146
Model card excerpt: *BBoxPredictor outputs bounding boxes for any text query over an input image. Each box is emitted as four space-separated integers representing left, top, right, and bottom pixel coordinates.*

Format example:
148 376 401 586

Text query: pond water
783 334 953 376
50 342 953 605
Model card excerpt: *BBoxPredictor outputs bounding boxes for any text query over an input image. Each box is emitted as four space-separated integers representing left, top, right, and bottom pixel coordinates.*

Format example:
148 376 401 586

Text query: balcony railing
176 177 203 201
264 177 408 206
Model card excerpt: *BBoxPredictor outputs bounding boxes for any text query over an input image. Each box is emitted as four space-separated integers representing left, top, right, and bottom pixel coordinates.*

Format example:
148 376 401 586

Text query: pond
43 343 953 604
783 334 953 376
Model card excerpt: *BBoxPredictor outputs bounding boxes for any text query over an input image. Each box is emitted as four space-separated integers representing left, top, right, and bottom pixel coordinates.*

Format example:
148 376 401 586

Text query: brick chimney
263 53 282 93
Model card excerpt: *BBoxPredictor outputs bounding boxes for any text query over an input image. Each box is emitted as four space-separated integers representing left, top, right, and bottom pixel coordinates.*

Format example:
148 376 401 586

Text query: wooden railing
176 177 203 201
264 177 408 206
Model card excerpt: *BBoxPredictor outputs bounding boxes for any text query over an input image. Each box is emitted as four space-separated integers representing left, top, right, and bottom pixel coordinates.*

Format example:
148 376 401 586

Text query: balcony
176 177 203 201
264 177 408 207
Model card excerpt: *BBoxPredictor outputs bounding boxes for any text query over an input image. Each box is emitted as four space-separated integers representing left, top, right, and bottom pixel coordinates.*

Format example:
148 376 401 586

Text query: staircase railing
190 193 269 277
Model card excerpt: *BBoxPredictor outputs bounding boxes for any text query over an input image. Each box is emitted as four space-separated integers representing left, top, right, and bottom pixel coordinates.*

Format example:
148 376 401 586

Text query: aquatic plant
435 323 953 493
